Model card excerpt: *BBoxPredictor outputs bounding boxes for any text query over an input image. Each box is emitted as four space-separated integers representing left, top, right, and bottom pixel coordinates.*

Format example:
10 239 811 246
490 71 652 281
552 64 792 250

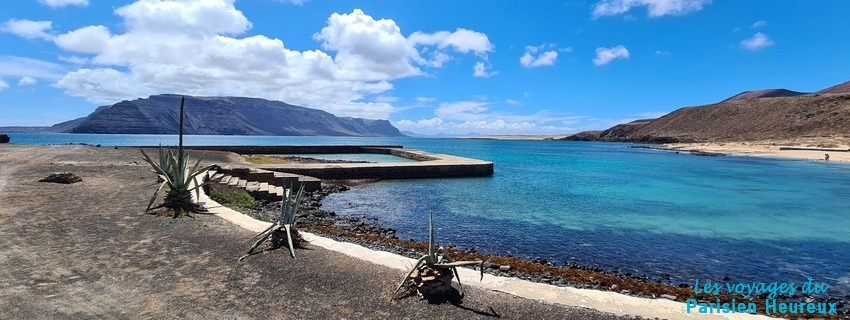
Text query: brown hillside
594 94 850 142
722 89 806 102
817 80 850 94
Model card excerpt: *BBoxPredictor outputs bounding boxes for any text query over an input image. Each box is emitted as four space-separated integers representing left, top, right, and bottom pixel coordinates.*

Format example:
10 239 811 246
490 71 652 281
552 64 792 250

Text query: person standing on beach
825 153 830 161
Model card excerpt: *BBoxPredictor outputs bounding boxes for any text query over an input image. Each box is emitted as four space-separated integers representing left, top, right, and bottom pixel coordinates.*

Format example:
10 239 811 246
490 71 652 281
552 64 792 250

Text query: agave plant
393 212 484 299
140 97 219 218
241 183 306 260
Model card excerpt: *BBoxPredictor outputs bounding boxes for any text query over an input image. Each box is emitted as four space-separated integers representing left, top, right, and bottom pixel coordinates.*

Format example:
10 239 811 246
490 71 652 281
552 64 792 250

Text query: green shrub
208 184 255 208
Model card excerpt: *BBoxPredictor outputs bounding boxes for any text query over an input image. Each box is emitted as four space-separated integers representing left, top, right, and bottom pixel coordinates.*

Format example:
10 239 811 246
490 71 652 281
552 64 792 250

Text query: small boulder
0 134 9 143
39 172 82 184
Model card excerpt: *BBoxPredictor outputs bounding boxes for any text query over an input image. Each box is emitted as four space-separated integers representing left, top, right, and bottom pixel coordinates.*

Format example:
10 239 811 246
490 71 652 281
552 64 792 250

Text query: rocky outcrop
11 94 404 137
0 134 9 143
559 130 601 141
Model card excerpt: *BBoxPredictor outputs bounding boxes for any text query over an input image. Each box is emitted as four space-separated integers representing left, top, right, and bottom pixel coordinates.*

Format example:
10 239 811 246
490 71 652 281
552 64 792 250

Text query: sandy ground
662 141 850 162
0 144 635 320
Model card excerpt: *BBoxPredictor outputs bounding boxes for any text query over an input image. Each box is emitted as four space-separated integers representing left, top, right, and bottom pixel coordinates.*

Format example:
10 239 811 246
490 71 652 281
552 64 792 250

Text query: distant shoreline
657 142 850 163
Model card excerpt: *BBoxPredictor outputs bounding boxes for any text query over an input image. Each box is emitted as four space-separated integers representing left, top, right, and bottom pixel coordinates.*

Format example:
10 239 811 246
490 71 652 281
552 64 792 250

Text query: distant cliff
562 80 850 143
3 94 405 137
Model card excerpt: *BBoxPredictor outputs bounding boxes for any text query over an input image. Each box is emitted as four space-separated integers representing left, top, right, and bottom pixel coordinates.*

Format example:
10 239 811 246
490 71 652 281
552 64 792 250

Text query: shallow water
10 133 850 294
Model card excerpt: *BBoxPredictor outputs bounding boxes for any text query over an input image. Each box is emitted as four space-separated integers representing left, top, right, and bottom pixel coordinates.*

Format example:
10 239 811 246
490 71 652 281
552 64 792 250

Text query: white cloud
39 0 89 8
593 45 630 66
505 99 521 106
0 79 8 91
34 2 492 120
0 56 66 80
473 61 497 78
116 0 251 36
276 0 308 5
1 19 53 40
18 76 37 86
58 55 89 64
435 101 490 121
396 99 598 134
654 50 670 56
408 28 493 56
592 0 711 18
519 44 560 68
752 20 767 28
415 96 436 103
53 25 111 54
740 32 773 51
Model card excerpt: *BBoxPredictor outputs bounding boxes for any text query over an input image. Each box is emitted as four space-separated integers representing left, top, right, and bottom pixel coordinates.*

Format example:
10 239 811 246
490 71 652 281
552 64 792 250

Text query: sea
8 133 850 296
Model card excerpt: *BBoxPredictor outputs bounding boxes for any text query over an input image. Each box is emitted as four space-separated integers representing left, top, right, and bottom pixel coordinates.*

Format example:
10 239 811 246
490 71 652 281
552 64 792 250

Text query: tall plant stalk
141 96 219 218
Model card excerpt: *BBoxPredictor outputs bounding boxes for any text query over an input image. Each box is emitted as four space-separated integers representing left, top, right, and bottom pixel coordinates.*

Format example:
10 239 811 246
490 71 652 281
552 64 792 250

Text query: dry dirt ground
0 144 637 320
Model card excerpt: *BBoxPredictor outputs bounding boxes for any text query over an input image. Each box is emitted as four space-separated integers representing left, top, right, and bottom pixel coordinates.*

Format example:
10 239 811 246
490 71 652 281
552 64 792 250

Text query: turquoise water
8 133 850 294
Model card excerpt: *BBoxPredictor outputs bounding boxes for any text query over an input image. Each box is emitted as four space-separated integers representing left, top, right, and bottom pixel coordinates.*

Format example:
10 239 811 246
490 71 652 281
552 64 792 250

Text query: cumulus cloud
39 0 89 8
395 100 602 134
18 76 37 86
593 45 630 66
13 1 493 120
740 32 773 51
519 44 560 68
1 19 53 40
473 61 497 78
408 28 493 55
592 0 711 18
0 79 8 91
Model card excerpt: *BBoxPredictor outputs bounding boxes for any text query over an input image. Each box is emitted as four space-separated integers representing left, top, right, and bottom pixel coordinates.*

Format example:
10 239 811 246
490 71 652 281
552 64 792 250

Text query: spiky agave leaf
393 255 429 295
428 210 436 264
241 183 306 260
283 224 296 258
393 211 486 299
279 183 305 225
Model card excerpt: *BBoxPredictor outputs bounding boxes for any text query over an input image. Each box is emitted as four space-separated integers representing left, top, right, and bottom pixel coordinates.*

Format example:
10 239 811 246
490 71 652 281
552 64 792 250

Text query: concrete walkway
200 188 776 320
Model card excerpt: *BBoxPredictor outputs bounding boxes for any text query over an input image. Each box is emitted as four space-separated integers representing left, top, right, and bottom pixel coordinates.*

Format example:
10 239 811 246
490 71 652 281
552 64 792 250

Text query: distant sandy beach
660 141 850 163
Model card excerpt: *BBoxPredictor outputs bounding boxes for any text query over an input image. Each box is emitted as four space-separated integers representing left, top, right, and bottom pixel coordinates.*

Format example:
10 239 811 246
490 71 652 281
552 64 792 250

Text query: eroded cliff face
62 94 404 137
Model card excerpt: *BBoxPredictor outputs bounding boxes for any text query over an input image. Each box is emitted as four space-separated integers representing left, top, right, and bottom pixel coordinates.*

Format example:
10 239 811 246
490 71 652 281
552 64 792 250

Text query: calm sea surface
9 133 850 294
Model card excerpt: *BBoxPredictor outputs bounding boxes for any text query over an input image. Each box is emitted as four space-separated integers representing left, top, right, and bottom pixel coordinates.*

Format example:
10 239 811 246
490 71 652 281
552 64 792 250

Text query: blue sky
1 0 849 134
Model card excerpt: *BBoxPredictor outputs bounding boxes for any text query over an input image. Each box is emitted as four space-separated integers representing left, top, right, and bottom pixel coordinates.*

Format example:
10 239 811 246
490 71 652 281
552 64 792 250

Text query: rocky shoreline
240 183 848 318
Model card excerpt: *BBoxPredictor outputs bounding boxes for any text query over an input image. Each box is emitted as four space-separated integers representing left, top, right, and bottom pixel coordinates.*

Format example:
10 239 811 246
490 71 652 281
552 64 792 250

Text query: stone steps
208 168 321 201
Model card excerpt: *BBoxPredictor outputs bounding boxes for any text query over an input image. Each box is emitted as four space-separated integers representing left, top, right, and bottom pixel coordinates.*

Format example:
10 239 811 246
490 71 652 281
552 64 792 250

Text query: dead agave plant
240 183 306 260
393 212 484 299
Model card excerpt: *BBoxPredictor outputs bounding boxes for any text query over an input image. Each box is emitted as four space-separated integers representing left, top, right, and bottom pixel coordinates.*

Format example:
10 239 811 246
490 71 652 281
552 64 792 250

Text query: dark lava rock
39 172 82 184
0 134 9 143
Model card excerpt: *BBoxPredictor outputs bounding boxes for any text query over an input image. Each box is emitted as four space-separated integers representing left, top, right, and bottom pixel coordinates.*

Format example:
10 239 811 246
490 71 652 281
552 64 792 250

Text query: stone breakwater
194 145 494 179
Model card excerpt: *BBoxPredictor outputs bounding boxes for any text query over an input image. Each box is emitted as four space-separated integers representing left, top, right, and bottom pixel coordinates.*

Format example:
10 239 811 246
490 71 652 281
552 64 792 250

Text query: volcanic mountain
2 94 404 137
